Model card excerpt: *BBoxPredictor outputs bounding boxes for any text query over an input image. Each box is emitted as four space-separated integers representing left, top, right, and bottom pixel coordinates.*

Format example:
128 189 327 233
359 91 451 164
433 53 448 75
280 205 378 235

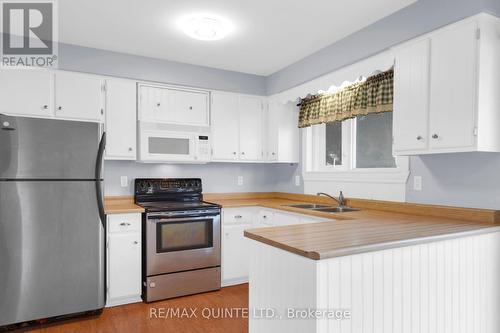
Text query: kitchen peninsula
242 194 500 333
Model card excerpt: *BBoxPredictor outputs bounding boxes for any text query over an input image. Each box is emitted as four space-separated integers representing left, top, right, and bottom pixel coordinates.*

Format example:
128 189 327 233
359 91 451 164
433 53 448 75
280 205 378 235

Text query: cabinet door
105 79 137 159
222 224 251 283
265 102 279 161
239 96 263 161
138 85 169 122
169 89 209 126
107 233 141 300
54 72 104 122
211 92 240 160
273 212 301 226
393 39 430 153
0 69 52 117
429 21 478 150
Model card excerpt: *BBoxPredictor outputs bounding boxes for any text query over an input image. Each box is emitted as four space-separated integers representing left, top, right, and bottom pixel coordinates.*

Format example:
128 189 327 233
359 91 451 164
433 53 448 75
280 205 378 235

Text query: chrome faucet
317 191 346 207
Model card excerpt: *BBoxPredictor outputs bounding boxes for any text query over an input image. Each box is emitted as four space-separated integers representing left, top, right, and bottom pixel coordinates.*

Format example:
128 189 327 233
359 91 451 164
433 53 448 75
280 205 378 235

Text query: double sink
286 204 359 213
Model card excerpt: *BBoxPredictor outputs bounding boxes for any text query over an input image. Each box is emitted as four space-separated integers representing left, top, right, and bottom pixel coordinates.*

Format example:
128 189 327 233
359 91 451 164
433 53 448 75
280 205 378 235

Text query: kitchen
1 0 500 332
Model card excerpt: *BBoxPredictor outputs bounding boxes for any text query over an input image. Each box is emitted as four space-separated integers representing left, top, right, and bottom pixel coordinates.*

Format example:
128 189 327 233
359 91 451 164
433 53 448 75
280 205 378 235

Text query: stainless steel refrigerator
0 114 106 327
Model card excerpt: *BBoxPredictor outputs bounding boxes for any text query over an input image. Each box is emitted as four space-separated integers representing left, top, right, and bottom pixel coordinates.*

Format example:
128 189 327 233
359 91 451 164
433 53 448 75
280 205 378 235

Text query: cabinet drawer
222 208 253 225
108 213 141 233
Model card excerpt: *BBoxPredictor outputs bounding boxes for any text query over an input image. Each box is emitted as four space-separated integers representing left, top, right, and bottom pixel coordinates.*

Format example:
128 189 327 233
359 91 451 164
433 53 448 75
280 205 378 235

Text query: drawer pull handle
234 215 242 219
120 222 131 226
133 241 139 245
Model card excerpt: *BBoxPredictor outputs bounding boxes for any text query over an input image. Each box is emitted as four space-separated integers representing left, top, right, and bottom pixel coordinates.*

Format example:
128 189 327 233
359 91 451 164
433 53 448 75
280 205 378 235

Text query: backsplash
104 161 302 196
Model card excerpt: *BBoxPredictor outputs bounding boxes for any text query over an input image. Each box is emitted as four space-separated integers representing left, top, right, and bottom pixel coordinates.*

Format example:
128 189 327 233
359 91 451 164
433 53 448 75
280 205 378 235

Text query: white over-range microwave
138 122 211 163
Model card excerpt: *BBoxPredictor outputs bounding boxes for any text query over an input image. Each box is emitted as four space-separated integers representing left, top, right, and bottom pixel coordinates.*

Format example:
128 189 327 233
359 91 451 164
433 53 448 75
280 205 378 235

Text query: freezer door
0 115 100 179
0 181 105 326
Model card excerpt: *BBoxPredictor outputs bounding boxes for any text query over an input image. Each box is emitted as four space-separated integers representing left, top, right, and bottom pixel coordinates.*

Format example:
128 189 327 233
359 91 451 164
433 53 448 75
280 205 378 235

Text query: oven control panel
135 178 202 195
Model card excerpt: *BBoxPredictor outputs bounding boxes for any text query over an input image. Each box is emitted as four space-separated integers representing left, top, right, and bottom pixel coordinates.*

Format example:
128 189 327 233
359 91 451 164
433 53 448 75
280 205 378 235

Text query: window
325 122 342 166
355 113 396 168
305 112 406 177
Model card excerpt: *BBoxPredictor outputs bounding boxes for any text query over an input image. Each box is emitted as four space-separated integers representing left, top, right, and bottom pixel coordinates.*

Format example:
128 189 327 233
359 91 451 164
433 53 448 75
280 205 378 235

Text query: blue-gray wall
406 154 500 210
266 0 500 94
104 161 301 196
58 43 267 95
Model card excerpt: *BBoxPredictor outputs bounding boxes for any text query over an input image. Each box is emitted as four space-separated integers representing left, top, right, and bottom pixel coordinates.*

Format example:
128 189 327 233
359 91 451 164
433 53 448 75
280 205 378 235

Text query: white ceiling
59 0 416 76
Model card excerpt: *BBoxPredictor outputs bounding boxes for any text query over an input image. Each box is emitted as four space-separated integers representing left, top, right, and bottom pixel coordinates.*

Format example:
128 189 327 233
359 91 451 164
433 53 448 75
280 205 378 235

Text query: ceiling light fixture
178 14 233 41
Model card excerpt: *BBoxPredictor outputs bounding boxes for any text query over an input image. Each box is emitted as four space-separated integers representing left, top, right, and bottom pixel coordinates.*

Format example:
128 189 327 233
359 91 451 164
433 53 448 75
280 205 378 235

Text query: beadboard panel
249 232 500 333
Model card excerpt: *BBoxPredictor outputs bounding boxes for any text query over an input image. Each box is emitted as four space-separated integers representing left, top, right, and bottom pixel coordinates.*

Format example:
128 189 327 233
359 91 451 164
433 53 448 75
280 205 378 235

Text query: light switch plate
120 176 128 188
413 176 422 191
295 175 301 186
237 176 244 186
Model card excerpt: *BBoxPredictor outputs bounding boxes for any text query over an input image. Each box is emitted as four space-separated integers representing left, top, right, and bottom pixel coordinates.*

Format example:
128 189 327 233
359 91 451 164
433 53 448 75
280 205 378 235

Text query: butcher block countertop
104 192 500 260
206 192 500 260
104 196 144 214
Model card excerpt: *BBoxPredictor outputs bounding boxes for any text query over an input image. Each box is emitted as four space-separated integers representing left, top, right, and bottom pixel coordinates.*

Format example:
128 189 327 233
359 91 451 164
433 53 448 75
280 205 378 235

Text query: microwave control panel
196 135 211 161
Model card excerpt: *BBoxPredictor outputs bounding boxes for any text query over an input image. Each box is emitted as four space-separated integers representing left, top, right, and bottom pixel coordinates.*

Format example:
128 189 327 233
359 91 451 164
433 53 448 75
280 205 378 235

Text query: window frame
303 115 409 184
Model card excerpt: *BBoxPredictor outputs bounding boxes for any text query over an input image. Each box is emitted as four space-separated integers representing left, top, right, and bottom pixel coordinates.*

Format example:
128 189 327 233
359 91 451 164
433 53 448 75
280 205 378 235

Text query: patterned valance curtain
298 69 394 128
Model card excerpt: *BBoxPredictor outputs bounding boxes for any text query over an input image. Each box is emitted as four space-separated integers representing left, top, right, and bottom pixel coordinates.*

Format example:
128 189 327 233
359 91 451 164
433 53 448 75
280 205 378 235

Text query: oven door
139 130 196 162
146 212 221 276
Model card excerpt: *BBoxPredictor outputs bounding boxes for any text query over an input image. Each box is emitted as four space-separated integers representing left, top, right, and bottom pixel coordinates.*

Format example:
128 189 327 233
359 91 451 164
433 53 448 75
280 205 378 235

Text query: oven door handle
147 215 219 222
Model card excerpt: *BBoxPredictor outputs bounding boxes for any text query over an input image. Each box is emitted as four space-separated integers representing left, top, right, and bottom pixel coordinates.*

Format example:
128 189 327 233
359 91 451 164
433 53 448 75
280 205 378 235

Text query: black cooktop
137 200 220 212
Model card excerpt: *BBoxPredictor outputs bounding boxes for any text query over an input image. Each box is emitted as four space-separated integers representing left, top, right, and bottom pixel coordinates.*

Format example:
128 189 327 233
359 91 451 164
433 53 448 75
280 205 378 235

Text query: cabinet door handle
234 215 242 219
189 106 193 110
241 152 245 155
156 102 161 107
43 105 48 110
232 152 237 155
119 222 131 226
128 147 133 152
271 152 276 155
58 106 62 110
262 215 267 219
432 134 439 139
133 241 139 245
416 135 423 141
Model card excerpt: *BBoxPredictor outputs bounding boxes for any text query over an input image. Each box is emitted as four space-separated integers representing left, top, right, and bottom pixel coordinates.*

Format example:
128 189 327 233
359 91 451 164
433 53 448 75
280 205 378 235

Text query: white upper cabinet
393 14 500 155
428 20 478 151
266 100 300 163
0 69 52 118
105 78 137 160
393 39 430 153
238 96 264 161
54 71 105 122
138 84 209 126
211 92 240 160
211 92 265 162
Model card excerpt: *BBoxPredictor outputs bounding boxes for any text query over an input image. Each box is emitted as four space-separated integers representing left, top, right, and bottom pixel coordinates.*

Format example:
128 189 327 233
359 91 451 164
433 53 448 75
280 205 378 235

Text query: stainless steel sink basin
287 204 331 209
314 207 359 213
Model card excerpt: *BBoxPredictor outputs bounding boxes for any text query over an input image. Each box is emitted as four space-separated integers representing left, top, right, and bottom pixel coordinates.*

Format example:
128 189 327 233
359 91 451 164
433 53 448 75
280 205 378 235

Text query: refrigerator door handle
95 132 106 227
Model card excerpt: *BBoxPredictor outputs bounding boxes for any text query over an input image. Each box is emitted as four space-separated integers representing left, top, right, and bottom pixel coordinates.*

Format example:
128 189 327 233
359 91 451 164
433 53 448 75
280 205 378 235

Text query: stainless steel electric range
134 178 221 303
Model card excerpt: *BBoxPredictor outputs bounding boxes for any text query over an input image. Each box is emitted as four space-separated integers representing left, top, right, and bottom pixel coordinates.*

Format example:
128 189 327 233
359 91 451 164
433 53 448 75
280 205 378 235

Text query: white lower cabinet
222 224 252 285
221 207 332 286
106 213 142 307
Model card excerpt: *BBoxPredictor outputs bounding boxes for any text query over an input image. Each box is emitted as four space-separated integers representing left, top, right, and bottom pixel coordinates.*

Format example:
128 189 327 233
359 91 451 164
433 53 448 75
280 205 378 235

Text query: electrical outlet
413 176 422 191
237 176 244 186
120 176 128 188
295 175 301 186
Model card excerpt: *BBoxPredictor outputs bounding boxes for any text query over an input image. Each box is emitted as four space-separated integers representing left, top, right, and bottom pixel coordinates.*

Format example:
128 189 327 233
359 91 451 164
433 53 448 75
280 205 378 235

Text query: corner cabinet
393 13 500 155
104 79 137 160
106 213 142 307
